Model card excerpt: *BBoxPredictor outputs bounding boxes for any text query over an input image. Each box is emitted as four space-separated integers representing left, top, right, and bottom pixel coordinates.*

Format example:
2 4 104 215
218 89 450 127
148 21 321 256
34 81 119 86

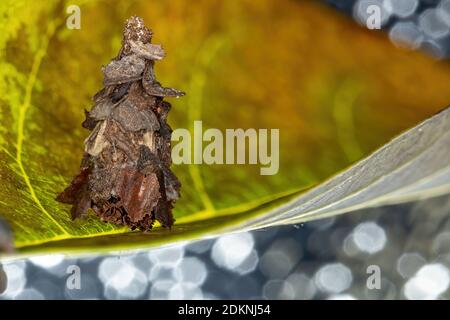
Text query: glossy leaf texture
1 0 450 257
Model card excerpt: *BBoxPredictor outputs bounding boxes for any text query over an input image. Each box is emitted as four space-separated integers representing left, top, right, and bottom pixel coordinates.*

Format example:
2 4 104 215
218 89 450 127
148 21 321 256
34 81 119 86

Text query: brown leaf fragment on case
92 167 161 230
56 167 90 205
89 99 117 121
56 167 92 219
112 99 160 132
115 169 160 223
137 145 176 228
130 40 165 60
56 16 183 231
82 109 97 130
84 120 110 157
102 54 146 86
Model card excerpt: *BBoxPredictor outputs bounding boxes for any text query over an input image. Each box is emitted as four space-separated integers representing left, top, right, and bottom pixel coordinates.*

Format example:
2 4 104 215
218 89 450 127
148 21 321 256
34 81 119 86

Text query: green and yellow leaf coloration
1 0 450 257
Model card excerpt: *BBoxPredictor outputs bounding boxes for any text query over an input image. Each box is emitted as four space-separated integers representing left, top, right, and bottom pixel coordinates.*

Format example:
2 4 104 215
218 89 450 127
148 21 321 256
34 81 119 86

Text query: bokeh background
1 0 450 300
1 194 450 300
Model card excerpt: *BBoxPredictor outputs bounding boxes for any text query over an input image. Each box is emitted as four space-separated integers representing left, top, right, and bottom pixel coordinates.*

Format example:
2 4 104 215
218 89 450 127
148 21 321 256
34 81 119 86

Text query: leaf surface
1 0 450 257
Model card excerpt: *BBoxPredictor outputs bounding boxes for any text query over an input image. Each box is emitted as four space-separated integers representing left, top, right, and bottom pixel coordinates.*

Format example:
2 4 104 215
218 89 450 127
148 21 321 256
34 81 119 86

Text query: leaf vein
14 20 69 236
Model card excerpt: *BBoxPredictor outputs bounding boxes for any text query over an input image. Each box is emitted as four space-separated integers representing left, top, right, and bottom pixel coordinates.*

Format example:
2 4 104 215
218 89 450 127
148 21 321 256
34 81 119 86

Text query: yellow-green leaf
1 0 450 257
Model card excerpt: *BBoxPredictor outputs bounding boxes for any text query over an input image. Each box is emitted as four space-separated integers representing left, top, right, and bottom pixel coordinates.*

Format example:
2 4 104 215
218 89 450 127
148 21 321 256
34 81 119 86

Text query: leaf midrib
14 19 70 236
